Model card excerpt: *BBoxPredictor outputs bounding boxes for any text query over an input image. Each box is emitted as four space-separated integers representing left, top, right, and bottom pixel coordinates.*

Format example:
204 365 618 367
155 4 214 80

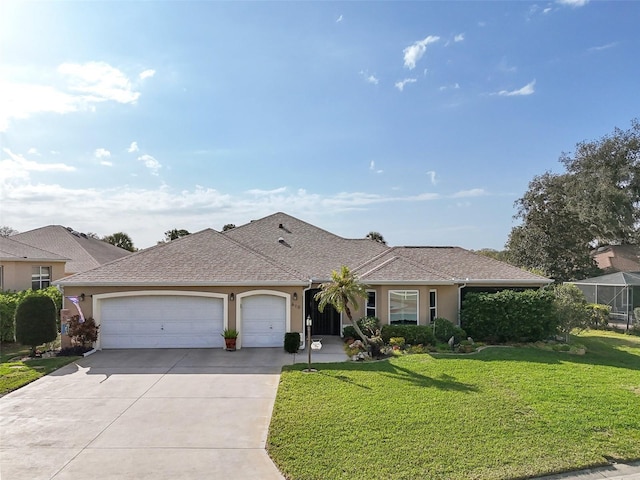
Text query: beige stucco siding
0 261 66 291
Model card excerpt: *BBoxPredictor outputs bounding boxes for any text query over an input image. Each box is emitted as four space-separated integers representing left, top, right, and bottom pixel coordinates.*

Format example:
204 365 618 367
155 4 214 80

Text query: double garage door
99 293 286 349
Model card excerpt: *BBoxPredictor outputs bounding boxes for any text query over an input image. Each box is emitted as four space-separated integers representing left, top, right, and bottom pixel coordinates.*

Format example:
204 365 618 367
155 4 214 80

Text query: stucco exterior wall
0 261 66 291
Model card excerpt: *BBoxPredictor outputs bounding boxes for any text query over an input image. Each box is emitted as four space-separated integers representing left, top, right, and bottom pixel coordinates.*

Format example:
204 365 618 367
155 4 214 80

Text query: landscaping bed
268 331 640 480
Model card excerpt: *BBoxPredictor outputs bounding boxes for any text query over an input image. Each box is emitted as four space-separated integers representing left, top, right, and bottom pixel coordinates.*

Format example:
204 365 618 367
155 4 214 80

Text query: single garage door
241 295 286 347
100 295 224 348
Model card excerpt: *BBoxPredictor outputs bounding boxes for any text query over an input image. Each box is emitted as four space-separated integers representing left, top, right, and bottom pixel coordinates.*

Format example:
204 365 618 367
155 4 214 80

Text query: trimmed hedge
432 317 467 343
284 332 300 353
15 295 58 354
380 325 436 346
461 289 557 343
0 287 62 342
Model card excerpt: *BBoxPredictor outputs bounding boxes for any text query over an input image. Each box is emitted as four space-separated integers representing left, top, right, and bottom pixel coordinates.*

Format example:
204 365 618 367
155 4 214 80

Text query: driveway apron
0 348 290 480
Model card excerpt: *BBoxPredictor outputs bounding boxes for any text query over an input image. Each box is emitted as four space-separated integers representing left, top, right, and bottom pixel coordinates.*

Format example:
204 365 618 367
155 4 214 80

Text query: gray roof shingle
11 226 131 274
0 236 68 262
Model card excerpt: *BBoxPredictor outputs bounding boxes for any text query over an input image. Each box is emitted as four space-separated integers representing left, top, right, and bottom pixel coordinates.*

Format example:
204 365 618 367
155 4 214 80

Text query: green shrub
381 325 436 346
0 287 62 342
15 295 58 355
461 289 556 343
389 337 406 348
342 325 357 340
588 303 610 329
432 317 467 343
284 332 300 353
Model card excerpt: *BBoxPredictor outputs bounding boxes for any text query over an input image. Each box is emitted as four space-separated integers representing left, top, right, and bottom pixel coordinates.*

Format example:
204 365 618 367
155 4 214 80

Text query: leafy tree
552 283 589 342
314 266 370 344
561 119 640 245
475 248 510 263
15 295 57 356
85 232 100 239
506 172 601 282
164 228 190 241
103 232 135 252
222 224 236 231
0 226 18 237
0 287 62 342
366 231 386 244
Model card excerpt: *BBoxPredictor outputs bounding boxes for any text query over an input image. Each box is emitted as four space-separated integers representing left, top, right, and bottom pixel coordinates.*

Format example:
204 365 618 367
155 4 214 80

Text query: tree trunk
345 304 369 344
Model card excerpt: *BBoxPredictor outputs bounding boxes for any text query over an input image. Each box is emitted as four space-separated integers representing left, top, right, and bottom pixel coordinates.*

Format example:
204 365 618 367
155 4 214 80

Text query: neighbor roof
55 213 549 287
11 226 131 274
0 236 68 262
571 271 640 287
592 245 640 273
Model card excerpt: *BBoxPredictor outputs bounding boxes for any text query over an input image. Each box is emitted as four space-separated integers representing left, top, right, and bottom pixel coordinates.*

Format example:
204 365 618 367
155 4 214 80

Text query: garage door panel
100 295 224 349
241 295 286 348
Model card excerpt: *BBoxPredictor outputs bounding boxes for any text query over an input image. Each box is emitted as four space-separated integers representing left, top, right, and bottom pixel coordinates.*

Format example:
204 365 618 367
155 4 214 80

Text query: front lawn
268 331 640 480
0 343 79 396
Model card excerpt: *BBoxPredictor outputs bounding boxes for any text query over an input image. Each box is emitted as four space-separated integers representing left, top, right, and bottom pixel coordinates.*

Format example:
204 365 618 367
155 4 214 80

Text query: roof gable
0 236 68 262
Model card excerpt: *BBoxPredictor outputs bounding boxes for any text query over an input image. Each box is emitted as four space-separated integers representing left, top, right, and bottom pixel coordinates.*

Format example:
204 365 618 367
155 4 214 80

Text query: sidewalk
533 461 640 480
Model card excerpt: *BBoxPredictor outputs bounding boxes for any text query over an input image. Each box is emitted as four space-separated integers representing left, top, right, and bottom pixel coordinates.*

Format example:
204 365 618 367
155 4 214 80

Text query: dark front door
306 289 341 336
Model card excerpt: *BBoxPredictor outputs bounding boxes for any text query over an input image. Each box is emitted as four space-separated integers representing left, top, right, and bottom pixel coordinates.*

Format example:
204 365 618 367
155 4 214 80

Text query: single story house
591 245 640 273
1 226 131 292
55 212 550 350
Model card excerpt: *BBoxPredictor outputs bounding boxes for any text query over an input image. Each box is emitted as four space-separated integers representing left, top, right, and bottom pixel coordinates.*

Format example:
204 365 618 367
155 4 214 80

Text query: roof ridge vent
278 236 285 243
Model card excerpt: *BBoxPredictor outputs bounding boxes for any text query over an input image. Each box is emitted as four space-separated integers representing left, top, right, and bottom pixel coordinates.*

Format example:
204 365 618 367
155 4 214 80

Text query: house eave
53 280 308 288
456 278 552 285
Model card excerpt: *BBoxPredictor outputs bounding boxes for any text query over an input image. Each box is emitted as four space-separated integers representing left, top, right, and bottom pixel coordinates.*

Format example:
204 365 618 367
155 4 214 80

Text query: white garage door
241 295 286 347
100 295 224 349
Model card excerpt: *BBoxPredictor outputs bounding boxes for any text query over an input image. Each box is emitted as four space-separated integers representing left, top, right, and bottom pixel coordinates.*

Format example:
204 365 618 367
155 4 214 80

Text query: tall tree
164 229 190 241
561 119 640 245
506 172 600 282
103 232 135 252
222 224 236 231
314 266 370 344
366 231 386 244
0 226 18 237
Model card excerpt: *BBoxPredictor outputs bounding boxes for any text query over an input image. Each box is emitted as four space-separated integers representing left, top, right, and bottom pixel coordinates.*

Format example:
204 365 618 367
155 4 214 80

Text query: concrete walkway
0 342 347 480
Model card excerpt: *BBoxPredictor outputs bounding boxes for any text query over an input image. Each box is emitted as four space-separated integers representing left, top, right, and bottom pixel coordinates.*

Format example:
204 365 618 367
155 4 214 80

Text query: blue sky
1 1 638 250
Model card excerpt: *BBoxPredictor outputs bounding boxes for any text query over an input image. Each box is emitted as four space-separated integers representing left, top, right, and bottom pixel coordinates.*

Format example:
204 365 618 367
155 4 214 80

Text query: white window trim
32 266 51 290
366 289 377 318
388 290 419 325
429 289 437 322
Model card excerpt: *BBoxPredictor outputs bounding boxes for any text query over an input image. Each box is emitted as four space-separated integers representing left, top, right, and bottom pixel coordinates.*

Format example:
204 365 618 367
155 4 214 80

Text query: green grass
268 331 640 480
0 342 79 396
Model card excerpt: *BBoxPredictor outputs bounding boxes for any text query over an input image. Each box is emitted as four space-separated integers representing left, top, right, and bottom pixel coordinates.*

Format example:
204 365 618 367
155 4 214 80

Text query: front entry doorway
306 289 341 336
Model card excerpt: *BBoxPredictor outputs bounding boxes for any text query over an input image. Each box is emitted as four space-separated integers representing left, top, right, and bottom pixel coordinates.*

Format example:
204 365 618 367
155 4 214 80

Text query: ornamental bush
432 317 467 343
67 315 99 348
380 325 436 346
0 287 62 342
15 295 58 355
284 332 300 353
461 289 556 343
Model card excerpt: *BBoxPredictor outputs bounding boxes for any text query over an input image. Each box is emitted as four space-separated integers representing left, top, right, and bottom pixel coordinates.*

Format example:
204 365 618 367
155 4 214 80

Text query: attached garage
98 293 225 349
239 293 287 348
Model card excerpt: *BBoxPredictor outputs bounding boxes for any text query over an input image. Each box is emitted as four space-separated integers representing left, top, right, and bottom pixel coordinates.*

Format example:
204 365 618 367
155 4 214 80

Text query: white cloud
100 160 113 167
336 14 343 23
588 42 618 53
27 148 40 156
395 78 417 92
127 141 139 153
139 69 156 80
0 148 75 183
426 171 437 185
137 154 161 176
495 80 536 97
543 7 553 13
439 83 460 91
403 35 440 70
366 75 379 85
451 188 487 198
369 160 383 174
0 62 145 131
58 62 140 104
557 0 589 7
454 33 465 42
95 148 111 159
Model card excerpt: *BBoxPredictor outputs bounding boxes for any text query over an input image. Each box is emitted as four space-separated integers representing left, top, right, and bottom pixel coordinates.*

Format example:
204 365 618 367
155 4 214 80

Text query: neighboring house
0 236 68 291
55 212 550 350
592 245 640 273
11 226 131 276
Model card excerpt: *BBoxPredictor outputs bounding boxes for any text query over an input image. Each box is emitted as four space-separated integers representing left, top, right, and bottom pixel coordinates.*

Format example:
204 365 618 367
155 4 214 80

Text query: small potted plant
222 328 239 351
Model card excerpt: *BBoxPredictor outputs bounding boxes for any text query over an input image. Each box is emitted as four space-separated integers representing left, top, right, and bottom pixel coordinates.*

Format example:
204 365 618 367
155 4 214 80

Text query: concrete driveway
0 347 310 480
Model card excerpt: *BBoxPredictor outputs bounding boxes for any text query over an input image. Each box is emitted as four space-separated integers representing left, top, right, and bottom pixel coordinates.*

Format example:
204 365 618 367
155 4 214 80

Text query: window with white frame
429 289 437 322
31 266 51 290
366 290 376 318
389 290 418 325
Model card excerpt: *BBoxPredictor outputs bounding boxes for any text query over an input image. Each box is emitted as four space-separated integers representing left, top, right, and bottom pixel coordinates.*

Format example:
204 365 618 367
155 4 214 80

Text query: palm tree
314 266 370 344
366 231 386 245
103 232 135 252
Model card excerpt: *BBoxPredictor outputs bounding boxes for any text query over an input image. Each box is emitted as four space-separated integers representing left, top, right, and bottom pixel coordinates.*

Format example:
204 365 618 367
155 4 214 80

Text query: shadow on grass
299 360 478 393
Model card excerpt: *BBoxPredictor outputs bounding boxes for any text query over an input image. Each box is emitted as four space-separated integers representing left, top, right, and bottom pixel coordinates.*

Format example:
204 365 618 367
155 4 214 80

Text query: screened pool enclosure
571 271 640 330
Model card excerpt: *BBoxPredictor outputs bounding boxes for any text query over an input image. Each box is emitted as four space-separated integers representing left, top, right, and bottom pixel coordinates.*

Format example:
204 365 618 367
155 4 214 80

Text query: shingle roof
57 229 307 286
592 245 640 273
0 236 68 262
223 212 389 280
11 226 131 274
